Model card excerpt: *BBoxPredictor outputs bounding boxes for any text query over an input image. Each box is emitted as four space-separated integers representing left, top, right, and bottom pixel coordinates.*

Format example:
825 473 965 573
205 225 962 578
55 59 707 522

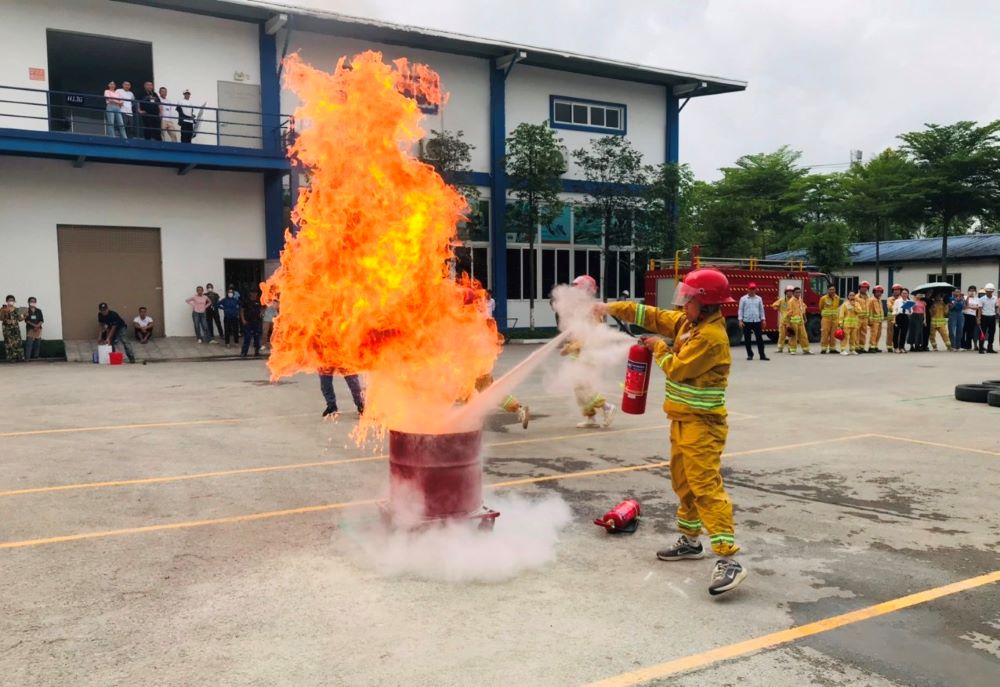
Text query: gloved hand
560 341 582 357
639 335 668 358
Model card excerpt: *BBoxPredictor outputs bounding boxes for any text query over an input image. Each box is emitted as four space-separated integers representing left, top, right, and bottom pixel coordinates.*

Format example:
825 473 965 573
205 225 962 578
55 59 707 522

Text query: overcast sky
266 0 1000 180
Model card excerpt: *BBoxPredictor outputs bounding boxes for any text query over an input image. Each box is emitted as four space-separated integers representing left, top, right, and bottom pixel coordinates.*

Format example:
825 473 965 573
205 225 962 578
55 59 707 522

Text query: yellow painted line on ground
866 432 1000 457
0 424 668 498
582 569 1000 687
0 433 866 550
0 413 315 439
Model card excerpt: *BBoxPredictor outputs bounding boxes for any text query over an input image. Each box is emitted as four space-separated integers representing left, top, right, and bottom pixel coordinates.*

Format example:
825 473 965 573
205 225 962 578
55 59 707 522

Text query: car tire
726 317 743 347
955 384 993 403
981 379 1000 388
806 315 821 343
988 390 1000 408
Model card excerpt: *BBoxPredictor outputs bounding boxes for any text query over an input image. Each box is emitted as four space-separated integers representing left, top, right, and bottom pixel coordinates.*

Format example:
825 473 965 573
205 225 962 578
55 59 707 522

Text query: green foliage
640 162 695 256
792 221 852 274
418 129 481 218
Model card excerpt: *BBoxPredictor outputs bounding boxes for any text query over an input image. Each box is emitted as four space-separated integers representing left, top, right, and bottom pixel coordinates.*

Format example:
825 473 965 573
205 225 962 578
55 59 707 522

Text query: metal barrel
388 429 483 520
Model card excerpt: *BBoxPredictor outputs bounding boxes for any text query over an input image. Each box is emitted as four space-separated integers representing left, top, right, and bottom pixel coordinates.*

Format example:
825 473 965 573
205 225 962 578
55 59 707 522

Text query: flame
263 52 500 438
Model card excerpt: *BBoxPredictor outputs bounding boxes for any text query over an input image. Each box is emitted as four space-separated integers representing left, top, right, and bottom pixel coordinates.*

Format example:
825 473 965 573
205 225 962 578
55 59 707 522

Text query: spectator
185 286 213 343
23 297 43 360
133 307 154 343
908 293 926 352
103 81 127 139
218 287 241 346
177 89 197 143
978 283 997 354
97 302 135 363
262 299 279 353
115 80 136 137
138 81 161 141
2 295 25 362
204 283 223 341
738 282 769 361
159 86 179 142
240 291 263 358
892 288 912 354
961 286 981 350
947 287 964 352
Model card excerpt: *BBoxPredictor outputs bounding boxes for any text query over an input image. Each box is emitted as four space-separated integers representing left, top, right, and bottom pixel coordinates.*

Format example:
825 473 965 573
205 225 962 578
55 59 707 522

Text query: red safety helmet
834 328 845 340
672 268 735 306
859 281 871 289
891 283 903 291
785 285 795 292
572 274 597 296
873 285 885 294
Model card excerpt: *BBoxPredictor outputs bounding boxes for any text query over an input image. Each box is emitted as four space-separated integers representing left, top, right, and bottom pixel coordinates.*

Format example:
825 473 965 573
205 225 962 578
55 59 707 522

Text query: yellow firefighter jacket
930 302 948 326
839 300 859 327
819 294 840 319
868 296 886 321
607 302 730 420
856 293 871 320
786 296 807 323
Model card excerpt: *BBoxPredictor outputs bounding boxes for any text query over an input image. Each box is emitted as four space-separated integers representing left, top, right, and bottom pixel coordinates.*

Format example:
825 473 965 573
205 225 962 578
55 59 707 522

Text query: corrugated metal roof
117 0 747 96
768 234 1000 264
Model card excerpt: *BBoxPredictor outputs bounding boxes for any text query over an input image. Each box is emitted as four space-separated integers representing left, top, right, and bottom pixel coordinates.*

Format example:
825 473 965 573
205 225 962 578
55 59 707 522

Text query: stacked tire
955 380 1000 406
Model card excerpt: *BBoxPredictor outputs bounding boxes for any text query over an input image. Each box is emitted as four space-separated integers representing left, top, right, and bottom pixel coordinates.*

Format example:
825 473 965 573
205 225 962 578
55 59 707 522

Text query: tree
640 162 695 258
792 220 851 274
418 129 481 236
572 136 648 300
504 123 567 329
898 120 1000 275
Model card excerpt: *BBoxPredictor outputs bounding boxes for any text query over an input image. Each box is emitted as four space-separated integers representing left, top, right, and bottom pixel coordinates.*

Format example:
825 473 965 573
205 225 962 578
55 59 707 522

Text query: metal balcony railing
0 84 291 151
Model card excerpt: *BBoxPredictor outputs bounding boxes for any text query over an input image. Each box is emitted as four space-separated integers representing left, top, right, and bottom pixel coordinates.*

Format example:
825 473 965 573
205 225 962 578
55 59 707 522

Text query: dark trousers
180 119 194 143
206 307 223 339
962 314 979 349
742 321 766 358
319 373 365 412
24 337 41 359
907 314 925 348
223 316 239 344
980 315 996 352
240 323 261 356
141 114 161 140
893 314 909 351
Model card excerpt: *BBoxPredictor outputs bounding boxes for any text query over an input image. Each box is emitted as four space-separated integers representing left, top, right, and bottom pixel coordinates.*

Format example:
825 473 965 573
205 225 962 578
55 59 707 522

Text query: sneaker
656 535 705 561
840 350 849 356
788 350 797 355
850 351 859 356
208 340 219 345
760 356 770 361
517 405 530 429
747 355 753 361
322 404 338 418
576 416 599 429
601 403 616 428
260 346 269 353
802 350 813 355
820 350 827 354
709 558 748 596
197 339 203 344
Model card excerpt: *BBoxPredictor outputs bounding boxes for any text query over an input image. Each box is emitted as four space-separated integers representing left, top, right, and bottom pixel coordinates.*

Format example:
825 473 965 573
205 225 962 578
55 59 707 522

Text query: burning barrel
387 429 498 528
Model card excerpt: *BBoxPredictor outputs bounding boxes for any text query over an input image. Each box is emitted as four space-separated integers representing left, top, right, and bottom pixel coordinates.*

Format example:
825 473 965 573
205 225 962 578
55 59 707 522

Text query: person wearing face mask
23 297 44 359
2 295 25 362
218 288 242 347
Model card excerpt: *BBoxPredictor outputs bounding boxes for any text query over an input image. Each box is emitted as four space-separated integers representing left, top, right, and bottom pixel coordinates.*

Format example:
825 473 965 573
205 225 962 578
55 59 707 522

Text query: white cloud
270 0 1000 179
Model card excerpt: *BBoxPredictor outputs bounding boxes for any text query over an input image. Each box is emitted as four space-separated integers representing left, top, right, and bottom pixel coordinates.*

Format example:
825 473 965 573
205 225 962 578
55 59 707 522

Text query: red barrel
388 429 484 520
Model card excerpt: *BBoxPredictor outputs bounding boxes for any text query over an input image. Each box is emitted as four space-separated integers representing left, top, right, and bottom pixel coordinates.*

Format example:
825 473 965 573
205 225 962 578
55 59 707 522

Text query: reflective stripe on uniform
655 352 672 370
821 308 838 317
931 318 947 326
677 517 702 531
635 304 647 328
665 379 726 410
709 532 735 544
870 315 885 321
789 316 803 324
842 317 859 326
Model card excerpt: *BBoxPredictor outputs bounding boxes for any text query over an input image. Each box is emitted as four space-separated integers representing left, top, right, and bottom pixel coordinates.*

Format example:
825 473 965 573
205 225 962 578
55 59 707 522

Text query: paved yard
1 347 998 686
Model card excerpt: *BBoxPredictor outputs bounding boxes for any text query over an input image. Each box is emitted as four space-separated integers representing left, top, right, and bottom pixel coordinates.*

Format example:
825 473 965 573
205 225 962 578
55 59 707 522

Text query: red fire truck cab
644 246 833 346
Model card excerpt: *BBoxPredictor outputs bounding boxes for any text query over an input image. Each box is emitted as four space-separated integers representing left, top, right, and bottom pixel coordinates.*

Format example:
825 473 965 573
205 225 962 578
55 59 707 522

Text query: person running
601 268 746 596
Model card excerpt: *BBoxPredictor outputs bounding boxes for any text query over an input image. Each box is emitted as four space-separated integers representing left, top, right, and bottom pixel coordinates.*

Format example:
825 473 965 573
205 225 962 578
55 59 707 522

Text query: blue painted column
489 59 508 332
260 24 285 260
665 90 679 164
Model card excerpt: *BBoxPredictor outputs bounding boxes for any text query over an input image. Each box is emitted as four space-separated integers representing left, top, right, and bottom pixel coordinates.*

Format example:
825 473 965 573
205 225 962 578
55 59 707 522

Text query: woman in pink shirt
907 293 927 351
185 286 214 343
104 81 127 139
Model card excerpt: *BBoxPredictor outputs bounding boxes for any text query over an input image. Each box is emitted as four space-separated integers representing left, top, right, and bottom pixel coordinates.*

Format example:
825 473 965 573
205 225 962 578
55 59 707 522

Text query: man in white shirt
115 81 136 137
979 283 997 354
133 307 154 343
738 282 769 361
159 86 179 142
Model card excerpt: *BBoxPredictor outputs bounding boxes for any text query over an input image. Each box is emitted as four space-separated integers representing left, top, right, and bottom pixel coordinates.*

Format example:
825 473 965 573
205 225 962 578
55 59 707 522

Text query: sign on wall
29 67 46 81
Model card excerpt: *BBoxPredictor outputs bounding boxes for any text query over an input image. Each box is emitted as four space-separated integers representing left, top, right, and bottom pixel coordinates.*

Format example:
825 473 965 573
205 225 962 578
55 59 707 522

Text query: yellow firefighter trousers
670 418 738 556
820 317 837 350
787 317 810 352
929 320 950 350
868 319 883 350
473 374 522 413
855 317 869 351
840 326 857 353
775 314 787 351
574 384 605 418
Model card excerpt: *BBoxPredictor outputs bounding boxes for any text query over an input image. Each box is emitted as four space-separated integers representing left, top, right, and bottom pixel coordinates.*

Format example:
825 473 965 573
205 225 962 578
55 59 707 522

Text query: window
550 95 626 135
928 273 962 290
835 276 859 297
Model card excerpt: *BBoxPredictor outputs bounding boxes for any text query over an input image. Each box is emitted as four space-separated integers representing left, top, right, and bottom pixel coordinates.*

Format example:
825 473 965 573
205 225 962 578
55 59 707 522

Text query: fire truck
644 246 833 345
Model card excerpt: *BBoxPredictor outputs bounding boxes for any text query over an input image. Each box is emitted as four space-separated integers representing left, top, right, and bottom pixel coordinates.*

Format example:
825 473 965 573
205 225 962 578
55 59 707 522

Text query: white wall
281 32 491 171
1 0 260 141
506 65 667 178
0 157 265 338
844 261 1000 292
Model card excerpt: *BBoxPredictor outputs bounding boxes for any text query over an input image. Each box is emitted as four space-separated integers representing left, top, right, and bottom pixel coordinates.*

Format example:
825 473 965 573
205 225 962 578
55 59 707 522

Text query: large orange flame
264 52 500 438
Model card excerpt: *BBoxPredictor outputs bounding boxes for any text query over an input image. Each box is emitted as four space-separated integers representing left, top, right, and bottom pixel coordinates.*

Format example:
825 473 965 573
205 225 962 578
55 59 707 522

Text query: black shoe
322 404 338 417
759 356 770 361
747 355 753 361
709 558 748 596
656 535 705 561
989 350 997 354
802 351 813 355
820 350 827 354
356 405 365 416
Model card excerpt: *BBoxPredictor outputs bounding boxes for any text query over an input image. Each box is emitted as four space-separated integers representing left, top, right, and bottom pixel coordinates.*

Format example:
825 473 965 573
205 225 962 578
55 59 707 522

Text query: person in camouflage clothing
2 294 25 362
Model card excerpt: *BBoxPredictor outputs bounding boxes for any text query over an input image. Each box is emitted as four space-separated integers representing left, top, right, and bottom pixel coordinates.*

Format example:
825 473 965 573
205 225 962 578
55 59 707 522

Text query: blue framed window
549 95 626 135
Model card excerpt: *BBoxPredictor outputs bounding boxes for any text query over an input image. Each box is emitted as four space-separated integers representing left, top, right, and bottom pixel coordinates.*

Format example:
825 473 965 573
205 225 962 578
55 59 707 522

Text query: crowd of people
102 81 198 142
184 284 277 358
738 281 998 358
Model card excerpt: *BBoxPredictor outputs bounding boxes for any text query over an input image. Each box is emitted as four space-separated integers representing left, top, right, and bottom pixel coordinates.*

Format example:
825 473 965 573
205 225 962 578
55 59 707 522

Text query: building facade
0 0 745 339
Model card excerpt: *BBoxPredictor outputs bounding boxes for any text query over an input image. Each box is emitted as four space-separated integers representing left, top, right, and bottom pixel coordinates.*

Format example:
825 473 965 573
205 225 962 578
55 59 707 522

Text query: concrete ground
1 346 998 687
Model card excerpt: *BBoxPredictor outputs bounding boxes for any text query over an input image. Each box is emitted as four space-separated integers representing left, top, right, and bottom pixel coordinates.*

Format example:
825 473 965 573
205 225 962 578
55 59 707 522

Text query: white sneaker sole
656 550 705 562
709 567 748 596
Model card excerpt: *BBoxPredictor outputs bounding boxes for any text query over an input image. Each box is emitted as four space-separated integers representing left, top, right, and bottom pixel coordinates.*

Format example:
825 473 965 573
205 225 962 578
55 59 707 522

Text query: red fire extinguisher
594 499 641 534
622 343 653 415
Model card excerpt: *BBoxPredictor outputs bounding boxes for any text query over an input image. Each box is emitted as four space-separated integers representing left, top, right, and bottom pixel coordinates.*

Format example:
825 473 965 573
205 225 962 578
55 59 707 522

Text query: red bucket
388 429 483 520
108 352 124 365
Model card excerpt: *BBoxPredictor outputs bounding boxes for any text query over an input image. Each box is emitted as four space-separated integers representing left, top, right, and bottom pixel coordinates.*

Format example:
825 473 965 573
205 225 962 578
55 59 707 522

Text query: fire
263 52 500 438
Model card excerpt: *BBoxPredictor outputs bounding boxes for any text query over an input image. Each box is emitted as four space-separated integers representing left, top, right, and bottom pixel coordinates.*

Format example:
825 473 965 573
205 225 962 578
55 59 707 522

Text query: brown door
57 226 163 339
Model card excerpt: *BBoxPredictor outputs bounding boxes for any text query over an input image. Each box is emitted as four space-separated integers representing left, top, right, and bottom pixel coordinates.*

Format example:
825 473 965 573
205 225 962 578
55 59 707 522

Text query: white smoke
340 493 573 582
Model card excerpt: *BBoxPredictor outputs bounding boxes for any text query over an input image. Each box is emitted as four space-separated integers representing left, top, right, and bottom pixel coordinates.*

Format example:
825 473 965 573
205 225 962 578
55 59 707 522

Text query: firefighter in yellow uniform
771 286 795 353
562 275 616 429
886 283 903 352
855 281 872 352
928 295 951 351
839 293 860 355
787 287 812 354
818 285 840 354
603 268 747 596
867 285 886 352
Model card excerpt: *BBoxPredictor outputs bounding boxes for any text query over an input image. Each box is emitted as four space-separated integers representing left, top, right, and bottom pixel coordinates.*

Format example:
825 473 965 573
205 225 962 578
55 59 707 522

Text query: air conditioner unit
506 233 519 242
